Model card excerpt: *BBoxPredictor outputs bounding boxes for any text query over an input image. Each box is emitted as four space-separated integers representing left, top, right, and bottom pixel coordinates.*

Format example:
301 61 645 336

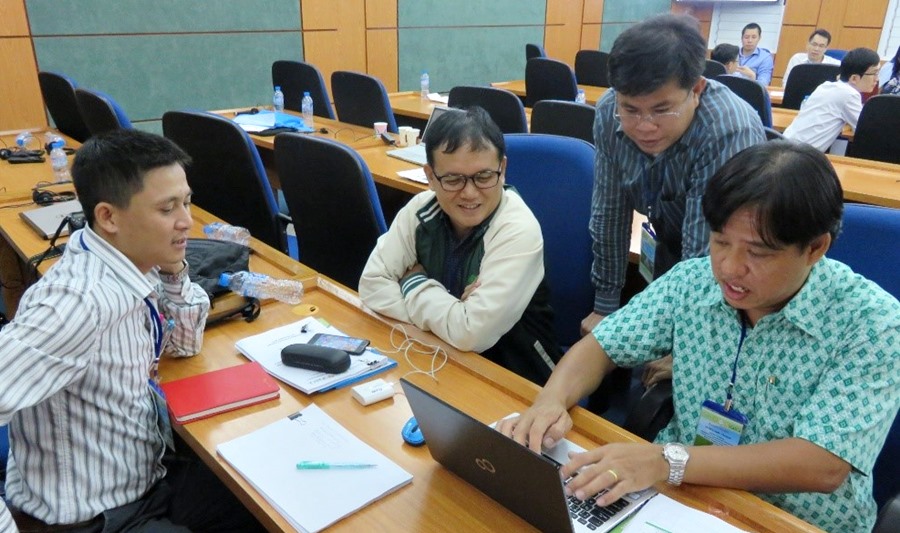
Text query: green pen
296 461 377 470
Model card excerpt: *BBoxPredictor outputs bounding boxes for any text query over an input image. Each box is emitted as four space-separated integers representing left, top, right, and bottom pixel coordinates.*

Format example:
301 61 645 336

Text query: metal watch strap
663 443 688 486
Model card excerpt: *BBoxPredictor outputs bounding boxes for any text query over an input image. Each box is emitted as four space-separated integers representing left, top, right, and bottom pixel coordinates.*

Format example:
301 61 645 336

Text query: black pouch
185 238 260 325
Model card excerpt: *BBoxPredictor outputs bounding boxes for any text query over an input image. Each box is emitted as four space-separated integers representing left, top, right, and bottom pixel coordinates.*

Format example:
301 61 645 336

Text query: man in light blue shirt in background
737 22 774 86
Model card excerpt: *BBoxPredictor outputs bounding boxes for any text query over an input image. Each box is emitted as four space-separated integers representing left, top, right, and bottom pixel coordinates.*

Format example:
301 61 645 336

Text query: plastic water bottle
575 89 586 104
420 71 430 99
203 222 251 246
218 271 303 305
301 91 314 129
49 139 70 183
273 86 284 113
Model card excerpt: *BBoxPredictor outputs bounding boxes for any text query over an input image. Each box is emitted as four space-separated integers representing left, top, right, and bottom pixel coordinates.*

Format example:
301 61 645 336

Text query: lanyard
724 315 748 412
641 160 664 223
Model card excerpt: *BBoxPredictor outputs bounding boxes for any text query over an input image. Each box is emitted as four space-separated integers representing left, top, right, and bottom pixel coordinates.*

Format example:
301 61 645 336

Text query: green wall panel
398 27 542 92
33 32 303 122
398 0 545 27
26 0 301 34
600 0 670 24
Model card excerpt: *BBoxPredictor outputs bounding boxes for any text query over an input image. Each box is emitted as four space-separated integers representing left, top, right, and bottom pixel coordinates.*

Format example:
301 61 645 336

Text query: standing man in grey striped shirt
583 14 765 340
0 130 261 531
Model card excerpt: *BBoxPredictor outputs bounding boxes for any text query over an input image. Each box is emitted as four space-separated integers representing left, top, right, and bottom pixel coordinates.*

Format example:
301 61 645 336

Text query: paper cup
408 128 421 146
374 122 388 136
397 126 413 147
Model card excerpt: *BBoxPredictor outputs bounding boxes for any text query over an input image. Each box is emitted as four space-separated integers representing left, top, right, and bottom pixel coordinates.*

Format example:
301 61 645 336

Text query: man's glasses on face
433 166 502 192
614 91 693 127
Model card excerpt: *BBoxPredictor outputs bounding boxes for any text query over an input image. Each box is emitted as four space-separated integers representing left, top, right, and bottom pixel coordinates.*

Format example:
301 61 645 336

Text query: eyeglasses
861 71 880 78
614 91 693 127
432 166 502 192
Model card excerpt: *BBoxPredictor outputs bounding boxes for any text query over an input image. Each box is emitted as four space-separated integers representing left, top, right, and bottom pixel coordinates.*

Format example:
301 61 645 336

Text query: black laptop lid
401 379 574 533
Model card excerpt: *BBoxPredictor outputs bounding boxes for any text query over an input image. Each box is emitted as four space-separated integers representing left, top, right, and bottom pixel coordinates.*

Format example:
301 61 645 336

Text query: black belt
10 508 102 533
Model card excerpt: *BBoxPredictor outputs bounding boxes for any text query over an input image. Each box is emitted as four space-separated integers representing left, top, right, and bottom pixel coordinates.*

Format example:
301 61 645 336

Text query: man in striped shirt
0 130 260 531
583 14 764 391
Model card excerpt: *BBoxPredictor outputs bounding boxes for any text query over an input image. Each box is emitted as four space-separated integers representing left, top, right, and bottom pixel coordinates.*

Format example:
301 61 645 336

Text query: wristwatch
662 443 690 486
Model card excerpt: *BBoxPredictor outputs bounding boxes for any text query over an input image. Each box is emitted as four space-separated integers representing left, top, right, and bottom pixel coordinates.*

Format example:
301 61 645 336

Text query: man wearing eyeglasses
783 48 881 153
582 14 765 350
359 107 561 384
782 29 840 88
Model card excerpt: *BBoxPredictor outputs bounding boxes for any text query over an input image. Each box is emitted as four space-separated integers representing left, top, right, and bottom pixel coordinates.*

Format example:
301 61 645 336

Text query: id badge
639 222 657 283
149 379 176 452
694 400 748 446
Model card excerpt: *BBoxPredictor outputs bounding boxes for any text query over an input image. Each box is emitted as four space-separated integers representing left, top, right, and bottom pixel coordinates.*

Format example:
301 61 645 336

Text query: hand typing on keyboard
560 442 669 507
496 396 572 454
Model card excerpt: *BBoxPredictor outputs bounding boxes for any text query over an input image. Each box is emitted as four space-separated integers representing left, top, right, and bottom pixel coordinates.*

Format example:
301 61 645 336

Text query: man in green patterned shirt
499 141 899 532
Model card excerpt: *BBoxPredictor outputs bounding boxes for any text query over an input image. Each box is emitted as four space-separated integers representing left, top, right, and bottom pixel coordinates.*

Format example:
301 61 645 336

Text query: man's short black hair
742 23 761 36
72 129 191 227
608 14 705 96
809 28 832 44
424 106 505 168
702 141 843 249
711 44 739 66
839 47 881 82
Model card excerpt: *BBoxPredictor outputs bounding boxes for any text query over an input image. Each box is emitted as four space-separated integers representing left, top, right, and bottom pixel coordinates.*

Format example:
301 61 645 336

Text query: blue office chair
74 87 133 136
331 71 398 133
525 43 546 61
827 203 900 299
715 75 773 127
448 86 527 134
846 95 900 165
162 110 285 251
503 134 594 347
274 133 386 290
782 63 841 109
525 58 578 107
824 49 848 61
530 100 596 144
37 71 91 142
574 50 610 88
272 60 335 119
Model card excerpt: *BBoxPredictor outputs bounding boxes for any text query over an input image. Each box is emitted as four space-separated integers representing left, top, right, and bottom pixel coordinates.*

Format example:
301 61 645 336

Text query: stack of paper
235 317 396 394
622 494 748 533
218 404 413 533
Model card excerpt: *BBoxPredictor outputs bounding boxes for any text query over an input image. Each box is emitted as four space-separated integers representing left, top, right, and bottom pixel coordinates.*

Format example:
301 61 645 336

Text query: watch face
666 444 689 461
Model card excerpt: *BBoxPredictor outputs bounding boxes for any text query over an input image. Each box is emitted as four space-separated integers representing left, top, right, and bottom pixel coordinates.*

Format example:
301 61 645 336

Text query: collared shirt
738 46 774 86
782 52 840 87
595 257 900 533
783 80 862 152
0 226 209 525
590 81 765 314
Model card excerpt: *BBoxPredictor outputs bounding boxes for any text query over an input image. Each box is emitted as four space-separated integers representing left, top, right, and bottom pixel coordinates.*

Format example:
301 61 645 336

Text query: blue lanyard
641 161 665 222
724 315 748 412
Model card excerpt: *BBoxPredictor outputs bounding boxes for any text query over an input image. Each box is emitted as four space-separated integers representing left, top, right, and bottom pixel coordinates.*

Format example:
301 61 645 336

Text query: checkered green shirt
595 257 900 533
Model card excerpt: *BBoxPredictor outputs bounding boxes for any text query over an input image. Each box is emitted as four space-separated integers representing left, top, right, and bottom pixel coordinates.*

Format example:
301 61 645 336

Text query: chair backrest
574 50 610 87
447 86 528 133
274 133 387 290
162 111 282 250
525 57 578 107
845 95 900 164
530 100 595 144
824 49 848 61
525 43 545 61
703 59 727 78
503 134 595 346
763 126 785 141
37 71 91 142
827 203 900 299
782 63 841 109
714 75 773 127
74 87 133 136
271 60 335 119
331 71 398 133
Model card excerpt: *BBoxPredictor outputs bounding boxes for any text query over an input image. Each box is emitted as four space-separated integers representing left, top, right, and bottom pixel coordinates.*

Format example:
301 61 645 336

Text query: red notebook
160 361 280 424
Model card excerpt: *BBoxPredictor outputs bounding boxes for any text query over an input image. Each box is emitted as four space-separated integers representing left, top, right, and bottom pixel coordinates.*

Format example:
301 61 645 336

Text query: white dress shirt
783 80 862 152
0 226 209 525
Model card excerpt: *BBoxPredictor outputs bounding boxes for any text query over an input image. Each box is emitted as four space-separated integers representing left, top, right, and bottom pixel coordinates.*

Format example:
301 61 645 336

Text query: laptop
400 379 656 533
20 199 83 239
386 106 464 166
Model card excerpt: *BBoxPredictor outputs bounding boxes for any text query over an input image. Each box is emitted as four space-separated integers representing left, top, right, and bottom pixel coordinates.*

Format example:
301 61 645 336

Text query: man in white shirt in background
782 29 841 87
783 47 880 152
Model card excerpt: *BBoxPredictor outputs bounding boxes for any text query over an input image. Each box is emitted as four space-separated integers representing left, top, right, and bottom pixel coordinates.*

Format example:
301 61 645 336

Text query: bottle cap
218 272 232 287
275 86 281 91
51 139 65 150
304 91 310 96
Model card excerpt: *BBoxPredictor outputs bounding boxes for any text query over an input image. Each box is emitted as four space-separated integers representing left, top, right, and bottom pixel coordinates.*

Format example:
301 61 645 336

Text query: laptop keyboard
544 453 632 532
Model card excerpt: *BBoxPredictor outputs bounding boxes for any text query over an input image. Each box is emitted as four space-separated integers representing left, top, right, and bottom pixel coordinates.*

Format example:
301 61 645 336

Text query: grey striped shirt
591 80 765 314
0 226 209 525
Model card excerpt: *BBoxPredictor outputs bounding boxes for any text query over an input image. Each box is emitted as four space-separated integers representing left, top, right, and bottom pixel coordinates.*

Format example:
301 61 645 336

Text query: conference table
0 129 78 204
0 182 822 531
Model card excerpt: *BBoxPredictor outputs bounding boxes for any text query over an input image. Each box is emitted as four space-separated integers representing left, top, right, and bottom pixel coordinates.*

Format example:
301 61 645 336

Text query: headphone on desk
33 187 76 206
1 148 45 162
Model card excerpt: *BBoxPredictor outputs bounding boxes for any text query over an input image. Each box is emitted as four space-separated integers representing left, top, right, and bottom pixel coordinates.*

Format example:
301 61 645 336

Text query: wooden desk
491 80 608 106
0 130 78 203
162 277 821 533
828 156 900 208
768 87 784 106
